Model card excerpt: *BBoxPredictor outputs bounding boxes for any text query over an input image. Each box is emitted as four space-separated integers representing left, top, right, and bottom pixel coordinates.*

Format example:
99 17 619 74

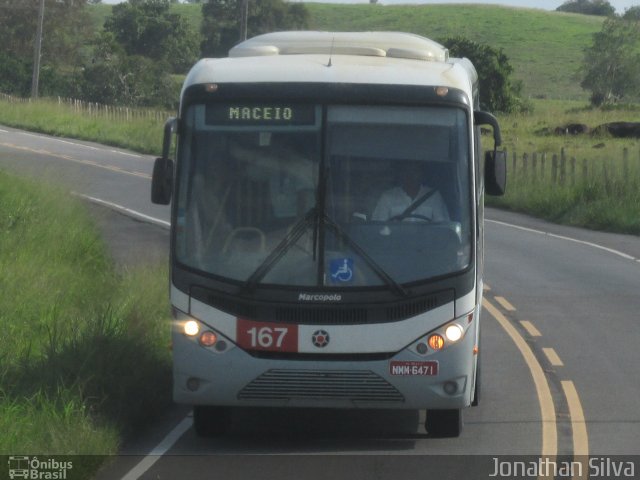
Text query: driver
372 161 450 222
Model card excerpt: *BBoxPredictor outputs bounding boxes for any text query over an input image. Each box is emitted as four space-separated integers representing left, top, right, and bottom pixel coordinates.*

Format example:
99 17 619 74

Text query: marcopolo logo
8 456 73 480
298 293 342 302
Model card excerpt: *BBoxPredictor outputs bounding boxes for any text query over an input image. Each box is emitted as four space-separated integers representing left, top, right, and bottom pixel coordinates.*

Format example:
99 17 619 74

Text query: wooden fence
0 92 169 123
505 147 640 188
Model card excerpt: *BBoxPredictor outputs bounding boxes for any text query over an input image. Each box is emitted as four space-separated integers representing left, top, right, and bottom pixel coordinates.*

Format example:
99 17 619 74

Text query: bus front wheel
425 408 463 438
193 406 231 437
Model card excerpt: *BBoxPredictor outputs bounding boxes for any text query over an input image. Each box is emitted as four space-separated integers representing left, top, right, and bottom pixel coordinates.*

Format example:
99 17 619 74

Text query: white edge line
0 128 9 133
487 219 637 262
110 149 142 158
120 415 192 480
73 192 170 229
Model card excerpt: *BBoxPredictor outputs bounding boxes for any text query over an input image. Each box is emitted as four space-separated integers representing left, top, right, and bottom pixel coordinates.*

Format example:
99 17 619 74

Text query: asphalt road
1 125 639 479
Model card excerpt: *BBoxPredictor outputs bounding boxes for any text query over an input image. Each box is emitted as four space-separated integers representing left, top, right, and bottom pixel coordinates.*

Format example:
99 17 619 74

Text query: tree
580 15 640 105
201 0 309 58
0 0 92 68
80 53 178 108
104 0 199 73
442 37 528 113
0 53 31 96
622 6 640 20
0 0 93 96
556 0 615 16
78 0 199 107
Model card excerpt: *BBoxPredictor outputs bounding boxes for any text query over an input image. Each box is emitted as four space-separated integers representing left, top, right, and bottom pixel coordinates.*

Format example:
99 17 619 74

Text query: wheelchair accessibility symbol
330 258 353 283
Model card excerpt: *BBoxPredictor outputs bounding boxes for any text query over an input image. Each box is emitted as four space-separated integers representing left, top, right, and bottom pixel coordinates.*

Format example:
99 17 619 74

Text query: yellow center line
494 295 517 312
561 380 590 479
0 141 151 179
520 320 543 337
483 298 558 458
542 348 564 367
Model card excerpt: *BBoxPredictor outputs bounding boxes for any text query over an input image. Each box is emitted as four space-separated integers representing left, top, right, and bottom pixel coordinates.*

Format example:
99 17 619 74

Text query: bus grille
191 286 454 325
238 369 405 403
275 307 368 324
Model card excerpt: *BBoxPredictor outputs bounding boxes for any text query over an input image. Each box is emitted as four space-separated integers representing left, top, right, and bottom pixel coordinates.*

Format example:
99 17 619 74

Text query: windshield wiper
240 207 408 297
321 213 409 297
390 188 437 222
240 207 317 294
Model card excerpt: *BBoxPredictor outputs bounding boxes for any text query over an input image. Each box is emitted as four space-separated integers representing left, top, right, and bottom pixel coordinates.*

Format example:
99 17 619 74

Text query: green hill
89 2 603 100
305 3 603 100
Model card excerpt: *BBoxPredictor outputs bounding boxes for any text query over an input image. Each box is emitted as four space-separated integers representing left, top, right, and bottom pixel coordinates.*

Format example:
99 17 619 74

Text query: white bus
152 31 506 438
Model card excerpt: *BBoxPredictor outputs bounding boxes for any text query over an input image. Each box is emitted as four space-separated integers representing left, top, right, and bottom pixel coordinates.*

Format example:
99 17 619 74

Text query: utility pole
31 0 45 99
239 0 249 42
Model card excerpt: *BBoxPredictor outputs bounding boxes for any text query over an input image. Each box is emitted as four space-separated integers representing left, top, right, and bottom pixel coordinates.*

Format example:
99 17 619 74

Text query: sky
99 0 640 13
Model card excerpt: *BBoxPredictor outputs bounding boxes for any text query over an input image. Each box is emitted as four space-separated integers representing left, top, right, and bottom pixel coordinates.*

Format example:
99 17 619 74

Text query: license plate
236 318 298 352
389 361 439 376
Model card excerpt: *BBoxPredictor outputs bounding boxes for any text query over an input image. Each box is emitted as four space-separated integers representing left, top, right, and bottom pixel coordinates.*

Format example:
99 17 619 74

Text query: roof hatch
229 31 449 62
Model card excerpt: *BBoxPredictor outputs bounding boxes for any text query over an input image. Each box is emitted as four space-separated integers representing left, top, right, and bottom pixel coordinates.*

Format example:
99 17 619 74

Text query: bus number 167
237 319 298 352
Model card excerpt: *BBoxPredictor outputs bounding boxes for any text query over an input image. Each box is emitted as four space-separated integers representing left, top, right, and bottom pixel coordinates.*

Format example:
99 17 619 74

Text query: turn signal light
428 334 445 351
199 331 218 347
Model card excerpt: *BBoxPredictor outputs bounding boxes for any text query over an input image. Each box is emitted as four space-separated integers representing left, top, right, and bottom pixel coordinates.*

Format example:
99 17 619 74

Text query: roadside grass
0 170 171 474
487 99 640 234
0 97 168 155
499 99 640 156
489 168 640 233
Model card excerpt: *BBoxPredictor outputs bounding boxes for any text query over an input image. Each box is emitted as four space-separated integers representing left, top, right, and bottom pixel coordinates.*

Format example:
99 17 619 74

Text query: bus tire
425 408 463 438
193 406 231 437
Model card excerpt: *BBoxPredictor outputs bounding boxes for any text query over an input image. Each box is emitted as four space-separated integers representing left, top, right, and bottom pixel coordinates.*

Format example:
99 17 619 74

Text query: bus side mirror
474 110 506 196
151 117 177 205
485 150 506 196
152 157 174 205
474 110 502 147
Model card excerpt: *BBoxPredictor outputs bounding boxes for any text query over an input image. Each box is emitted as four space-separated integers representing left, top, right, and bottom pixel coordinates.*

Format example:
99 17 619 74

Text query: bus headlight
410 311 474 356
445 324 464 342
184 320 200 336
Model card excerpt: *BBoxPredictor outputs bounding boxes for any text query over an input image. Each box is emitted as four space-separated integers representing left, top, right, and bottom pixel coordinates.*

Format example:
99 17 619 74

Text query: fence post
532 152 538 182
541 153 546 181
522 153 528 180
623 147 629 182
582 158 588 184
551 154 558 184
570 157 576 186
560 148 566 186
512 150 517 178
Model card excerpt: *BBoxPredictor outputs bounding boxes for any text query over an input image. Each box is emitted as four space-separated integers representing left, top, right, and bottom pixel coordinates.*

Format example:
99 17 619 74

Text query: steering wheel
389 213 433 222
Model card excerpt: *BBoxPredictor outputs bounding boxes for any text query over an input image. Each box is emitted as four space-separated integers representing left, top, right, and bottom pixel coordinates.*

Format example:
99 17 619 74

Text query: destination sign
206 104 316 126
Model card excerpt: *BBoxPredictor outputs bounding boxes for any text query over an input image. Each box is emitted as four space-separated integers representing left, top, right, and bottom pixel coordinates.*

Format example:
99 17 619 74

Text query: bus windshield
175 103 471 288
